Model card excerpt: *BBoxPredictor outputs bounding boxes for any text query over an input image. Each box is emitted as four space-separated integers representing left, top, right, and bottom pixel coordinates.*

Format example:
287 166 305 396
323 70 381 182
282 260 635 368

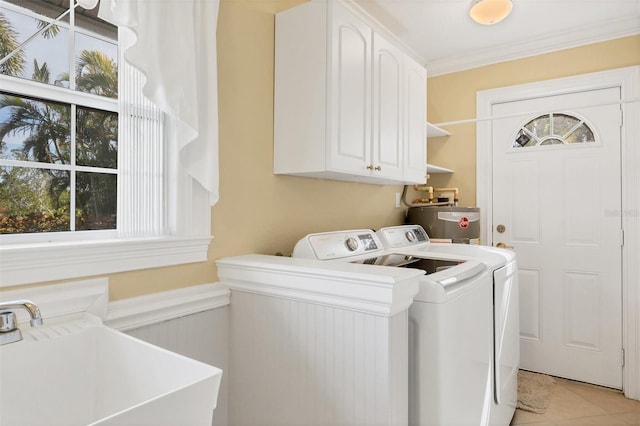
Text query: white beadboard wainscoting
123 308 229 426
229 291 410 425
106 284 230 426
217 254 423 426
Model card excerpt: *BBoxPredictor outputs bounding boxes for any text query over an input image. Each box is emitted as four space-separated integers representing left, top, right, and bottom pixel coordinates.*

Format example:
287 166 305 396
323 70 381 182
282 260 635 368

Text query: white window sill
0 236 212 288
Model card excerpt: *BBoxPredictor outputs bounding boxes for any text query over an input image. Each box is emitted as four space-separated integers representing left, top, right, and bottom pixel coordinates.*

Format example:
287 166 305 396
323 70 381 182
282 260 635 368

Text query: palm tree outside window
0 0 118 234
0 0 216 287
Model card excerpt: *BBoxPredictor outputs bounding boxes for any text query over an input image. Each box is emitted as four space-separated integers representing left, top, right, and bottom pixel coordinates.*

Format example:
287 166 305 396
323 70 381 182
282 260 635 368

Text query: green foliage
32 59 50 84
0 11 25 77
0 15 118 235
76 50 118 99
36 18 60 40
0 208 70 233
0 91 71 165
0 208 117 234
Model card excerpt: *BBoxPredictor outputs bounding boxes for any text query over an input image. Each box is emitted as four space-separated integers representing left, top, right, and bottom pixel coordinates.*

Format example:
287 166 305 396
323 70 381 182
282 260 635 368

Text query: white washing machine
376 225 519 426
293 225 517 425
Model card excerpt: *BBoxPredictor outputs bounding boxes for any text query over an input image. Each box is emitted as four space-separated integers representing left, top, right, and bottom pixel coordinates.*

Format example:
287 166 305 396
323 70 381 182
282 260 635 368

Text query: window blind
117 28 166 238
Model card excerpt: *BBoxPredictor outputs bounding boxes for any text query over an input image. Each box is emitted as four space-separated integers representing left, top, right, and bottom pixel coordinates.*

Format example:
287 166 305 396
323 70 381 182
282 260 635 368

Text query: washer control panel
377 225 429 249
293 229 383 260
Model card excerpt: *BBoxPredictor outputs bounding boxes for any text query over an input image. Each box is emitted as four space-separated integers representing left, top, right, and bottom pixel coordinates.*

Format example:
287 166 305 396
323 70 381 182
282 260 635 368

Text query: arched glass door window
513 113 596 148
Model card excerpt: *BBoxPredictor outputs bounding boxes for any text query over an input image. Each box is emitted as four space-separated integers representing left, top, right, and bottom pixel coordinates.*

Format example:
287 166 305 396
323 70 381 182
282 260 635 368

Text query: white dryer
377 225 519 426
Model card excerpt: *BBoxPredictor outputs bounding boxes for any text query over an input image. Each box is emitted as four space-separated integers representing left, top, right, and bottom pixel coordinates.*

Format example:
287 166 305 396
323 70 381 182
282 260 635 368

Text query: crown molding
427 16 640 77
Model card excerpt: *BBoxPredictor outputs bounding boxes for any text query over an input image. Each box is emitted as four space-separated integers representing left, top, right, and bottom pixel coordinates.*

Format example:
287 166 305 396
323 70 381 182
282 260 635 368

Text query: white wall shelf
426 122 452 176
426 163 454 174
426 122 451 138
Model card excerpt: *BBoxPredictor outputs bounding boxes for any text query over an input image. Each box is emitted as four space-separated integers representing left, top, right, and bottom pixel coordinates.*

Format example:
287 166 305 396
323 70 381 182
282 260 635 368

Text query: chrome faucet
0 299 43 346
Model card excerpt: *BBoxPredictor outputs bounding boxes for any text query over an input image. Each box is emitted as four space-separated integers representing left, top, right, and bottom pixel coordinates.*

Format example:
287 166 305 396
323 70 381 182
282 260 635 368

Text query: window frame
0 3 212 288
1 96 212 287
0 76 119 235
511 111 599 150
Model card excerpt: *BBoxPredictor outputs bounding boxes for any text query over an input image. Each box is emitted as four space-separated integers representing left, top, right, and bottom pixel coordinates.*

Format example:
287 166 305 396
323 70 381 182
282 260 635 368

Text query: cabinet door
328 1 372 175
403 56 427 184
372 32 404 180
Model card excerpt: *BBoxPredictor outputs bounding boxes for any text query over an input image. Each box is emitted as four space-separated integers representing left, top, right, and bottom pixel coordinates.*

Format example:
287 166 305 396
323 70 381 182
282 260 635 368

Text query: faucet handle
0 299 43 327
0 311 18 332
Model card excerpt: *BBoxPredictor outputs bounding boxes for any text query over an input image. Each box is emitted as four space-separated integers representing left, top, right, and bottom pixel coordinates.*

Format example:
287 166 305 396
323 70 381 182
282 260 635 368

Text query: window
1 0 118 235
513 113 596 148
0 0 212 287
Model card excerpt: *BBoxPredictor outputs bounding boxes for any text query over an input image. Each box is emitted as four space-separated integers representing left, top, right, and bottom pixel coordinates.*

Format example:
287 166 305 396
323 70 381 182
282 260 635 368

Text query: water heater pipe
434 187 460 204
401 185 451 208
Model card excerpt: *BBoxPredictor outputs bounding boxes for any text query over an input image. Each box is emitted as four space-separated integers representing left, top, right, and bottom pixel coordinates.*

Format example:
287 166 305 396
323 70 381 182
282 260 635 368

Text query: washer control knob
405 231 416 242
345 237 359 252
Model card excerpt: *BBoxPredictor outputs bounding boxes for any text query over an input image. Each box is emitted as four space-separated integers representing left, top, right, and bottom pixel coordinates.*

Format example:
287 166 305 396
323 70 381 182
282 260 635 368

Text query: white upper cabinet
328 3 372 176
273 0 427 185
404 57 428 182
372 32 404 181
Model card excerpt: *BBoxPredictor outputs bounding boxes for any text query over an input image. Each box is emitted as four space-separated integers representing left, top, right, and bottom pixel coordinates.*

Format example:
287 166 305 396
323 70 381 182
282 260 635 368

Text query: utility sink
0 316 222 426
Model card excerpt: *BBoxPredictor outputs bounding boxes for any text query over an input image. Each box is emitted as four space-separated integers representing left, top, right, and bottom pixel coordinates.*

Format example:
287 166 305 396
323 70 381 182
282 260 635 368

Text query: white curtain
98 0 220 206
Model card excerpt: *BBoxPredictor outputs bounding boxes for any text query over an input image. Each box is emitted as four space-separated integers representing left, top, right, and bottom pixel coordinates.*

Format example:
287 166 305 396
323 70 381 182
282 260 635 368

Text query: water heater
405 206 481 244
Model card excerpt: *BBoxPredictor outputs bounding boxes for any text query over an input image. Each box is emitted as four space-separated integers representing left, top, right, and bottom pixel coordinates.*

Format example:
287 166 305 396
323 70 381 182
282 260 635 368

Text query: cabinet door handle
374 165 381 171
366 165 373 170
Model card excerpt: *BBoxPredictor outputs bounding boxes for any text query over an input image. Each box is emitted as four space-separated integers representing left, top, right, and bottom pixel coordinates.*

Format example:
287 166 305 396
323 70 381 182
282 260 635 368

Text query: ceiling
353 0 640 75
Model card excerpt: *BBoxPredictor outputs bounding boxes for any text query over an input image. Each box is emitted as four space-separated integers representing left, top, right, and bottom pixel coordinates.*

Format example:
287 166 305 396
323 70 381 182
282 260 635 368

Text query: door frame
476 66 640 399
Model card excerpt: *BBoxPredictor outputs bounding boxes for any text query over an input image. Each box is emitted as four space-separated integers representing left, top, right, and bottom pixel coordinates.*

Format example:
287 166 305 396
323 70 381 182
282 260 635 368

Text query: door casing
476 66 640 399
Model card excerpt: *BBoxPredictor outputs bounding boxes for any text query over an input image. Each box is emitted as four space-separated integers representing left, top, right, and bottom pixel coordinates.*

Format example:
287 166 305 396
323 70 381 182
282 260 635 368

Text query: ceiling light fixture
469 0 513 25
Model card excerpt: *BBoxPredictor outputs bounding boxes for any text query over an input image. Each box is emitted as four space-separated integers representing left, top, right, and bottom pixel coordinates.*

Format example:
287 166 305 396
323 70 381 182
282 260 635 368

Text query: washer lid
411 259 488 303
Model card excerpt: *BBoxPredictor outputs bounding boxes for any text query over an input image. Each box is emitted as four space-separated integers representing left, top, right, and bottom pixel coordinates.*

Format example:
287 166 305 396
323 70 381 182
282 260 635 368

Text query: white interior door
491 87 623 388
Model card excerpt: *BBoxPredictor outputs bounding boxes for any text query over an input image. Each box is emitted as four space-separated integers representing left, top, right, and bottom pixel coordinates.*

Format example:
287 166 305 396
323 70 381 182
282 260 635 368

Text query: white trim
0 236 211 287
0 278 229 333
427 17 640 77
0 159 118 174
0 74 118 112
0 278 109 323
105 283 230 332
217 254 422 317
476 65 640 399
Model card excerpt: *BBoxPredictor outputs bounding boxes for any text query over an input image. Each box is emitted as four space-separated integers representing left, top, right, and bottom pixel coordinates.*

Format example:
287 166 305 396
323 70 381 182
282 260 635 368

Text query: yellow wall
108 0 408 300
16 2 640 301
424 35 640 207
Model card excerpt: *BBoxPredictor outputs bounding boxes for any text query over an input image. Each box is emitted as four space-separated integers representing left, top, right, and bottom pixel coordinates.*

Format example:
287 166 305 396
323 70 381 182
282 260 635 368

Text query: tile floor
511 377 640 425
